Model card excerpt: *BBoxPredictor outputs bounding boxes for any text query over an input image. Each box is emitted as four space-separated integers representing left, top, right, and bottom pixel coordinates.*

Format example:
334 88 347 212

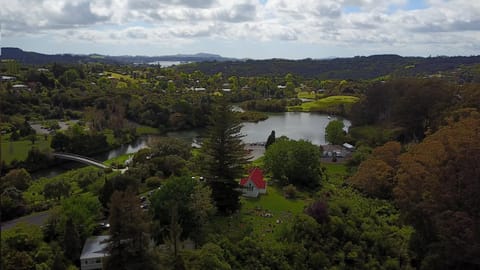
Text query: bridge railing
52 152 108 168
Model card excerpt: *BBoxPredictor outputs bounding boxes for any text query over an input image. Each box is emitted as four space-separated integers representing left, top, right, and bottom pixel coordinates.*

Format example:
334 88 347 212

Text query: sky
1 0 479 59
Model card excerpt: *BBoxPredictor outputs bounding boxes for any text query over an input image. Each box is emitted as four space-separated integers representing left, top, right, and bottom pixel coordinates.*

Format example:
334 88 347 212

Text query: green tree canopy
325 120 345 145
150 176 215 244
264 137 322 189
1 168 32 192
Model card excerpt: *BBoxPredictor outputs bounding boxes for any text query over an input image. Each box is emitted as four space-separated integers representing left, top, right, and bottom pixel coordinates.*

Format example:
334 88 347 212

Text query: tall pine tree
201 98 250 215
63 218 81 264
105 189 154 270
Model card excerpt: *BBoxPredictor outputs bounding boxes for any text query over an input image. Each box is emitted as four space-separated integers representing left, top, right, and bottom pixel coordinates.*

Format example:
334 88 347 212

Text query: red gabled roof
240 168 266 189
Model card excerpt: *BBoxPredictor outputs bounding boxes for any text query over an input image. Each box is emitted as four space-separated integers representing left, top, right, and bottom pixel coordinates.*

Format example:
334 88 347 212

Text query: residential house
240 168 267 198
80 235 109 270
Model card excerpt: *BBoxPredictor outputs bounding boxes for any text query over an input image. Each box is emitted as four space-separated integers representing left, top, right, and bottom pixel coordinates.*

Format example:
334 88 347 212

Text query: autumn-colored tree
394 112 480 268
349 141 401 199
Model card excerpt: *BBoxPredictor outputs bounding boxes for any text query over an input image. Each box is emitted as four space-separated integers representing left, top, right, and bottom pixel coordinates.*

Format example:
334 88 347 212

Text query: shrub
283 184 297 199
146 176 162 189
306 200 329 224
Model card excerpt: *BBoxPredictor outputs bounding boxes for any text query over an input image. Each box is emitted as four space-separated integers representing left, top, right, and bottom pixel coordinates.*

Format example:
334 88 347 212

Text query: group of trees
3 59 480 270
0 169 32 220
349 110 480 268
349 79 455 142
51 125 109 155
1 193 102 270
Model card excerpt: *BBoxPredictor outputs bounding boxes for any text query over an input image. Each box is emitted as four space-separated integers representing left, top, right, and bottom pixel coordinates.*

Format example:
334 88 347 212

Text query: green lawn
322 163 349 188
297 91 316 99
103 154 131 166
1 134 52 164
238 184 307 242
288 95 359 112
136 125 162 135
108 72 147 86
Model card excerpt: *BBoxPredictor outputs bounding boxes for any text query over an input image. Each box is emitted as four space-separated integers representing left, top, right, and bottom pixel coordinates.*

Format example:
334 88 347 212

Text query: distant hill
0 47 105 65
108 52 236 64
2 47 480 80
176 55 480 79
0 47 236 65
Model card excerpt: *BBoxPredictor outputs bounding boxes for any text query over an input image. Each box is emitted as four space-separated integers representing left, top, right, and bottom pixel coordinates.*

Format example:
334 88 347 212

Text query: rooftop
240 167 266 189
80 235 110 260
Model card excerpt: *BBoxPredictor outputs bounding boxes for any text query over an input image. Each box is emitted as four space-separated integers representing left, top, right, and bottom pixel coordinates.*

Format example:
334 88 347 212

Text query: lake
147 61 190 67
241 112 350 145
34 112 349 178
168 112 350 145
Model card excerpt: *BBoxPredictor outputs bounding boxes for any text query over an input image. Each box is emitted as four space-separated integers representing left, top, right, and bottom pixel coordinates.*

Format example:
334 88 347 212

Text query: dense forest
176 55 480 80
1 57 480 270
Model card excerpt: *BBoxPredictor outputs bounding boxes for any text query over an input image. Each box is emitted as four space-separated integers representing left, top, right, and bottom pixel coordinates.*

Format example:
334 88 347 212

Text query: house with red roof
240 168 267 198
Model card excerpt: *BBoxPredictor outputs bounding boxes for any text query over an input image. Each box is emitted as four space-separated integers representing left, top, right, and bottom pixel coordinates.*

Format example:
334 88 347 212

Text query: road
1 210 50 231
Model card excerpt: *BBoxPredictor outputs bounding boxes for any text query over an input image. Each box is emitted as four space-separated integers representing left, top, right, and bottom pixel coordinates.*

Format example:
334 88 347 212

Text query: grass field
1 134 52 164
136 125 162 135
103 154 131 166
288 95 359 112
297 91 317 99
108 72 147 86
240 185 307 241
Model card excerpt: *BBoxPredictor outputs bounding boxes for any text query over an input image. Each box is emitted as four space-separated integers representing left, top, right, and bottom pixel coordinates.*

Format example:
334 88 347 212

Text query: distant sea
147 61 190 67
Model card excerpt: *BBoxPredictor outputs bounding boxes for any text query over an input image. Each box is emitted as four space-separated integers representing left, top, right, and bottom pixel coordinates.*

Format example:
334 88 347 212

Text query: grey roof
80 235 110 260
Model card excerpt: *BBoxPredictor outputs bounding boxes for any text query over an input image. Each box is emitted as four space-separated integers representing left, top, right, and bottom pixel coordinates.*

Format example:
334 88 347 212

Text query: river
34 112 349 178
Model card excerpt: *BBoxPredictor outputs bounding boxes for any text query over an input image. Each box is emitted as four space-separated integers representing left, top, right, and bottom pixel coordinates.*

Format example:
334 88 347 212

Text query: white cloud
1 0 479 57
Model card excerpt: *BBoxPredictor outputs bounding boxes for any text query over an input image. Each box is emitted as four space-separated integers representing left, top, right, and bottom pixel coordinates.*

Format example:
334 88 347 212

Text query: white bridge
52 152 109 169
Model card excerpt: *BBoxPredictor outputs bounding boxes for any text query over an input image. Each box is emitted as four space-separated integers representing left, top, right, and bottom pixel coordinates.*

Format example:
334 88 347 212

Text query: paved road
1 210 50 231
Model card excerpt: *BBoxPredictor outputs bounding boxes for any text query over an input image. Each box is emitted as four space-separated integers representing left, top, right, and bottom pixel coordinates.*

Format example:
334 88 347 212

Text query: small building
321 144 350 158
80 235 110 270
240 168 267 198
1 75 16 81
12 84 30 91
194 87 206 91
342 143 355 151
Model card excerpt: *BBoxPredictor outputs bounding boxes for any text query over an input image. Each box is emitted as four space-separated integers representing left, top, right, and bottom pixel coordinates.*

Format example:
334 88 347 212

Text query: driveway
1 211 50 231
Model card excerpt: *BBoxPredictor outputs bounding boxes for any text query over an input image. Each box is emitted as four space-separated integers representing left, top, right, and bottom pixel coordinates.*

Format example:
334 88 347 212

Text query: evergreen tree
105 189 153 270
265 130 276 149
63 218 81 263
201 98 250 215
